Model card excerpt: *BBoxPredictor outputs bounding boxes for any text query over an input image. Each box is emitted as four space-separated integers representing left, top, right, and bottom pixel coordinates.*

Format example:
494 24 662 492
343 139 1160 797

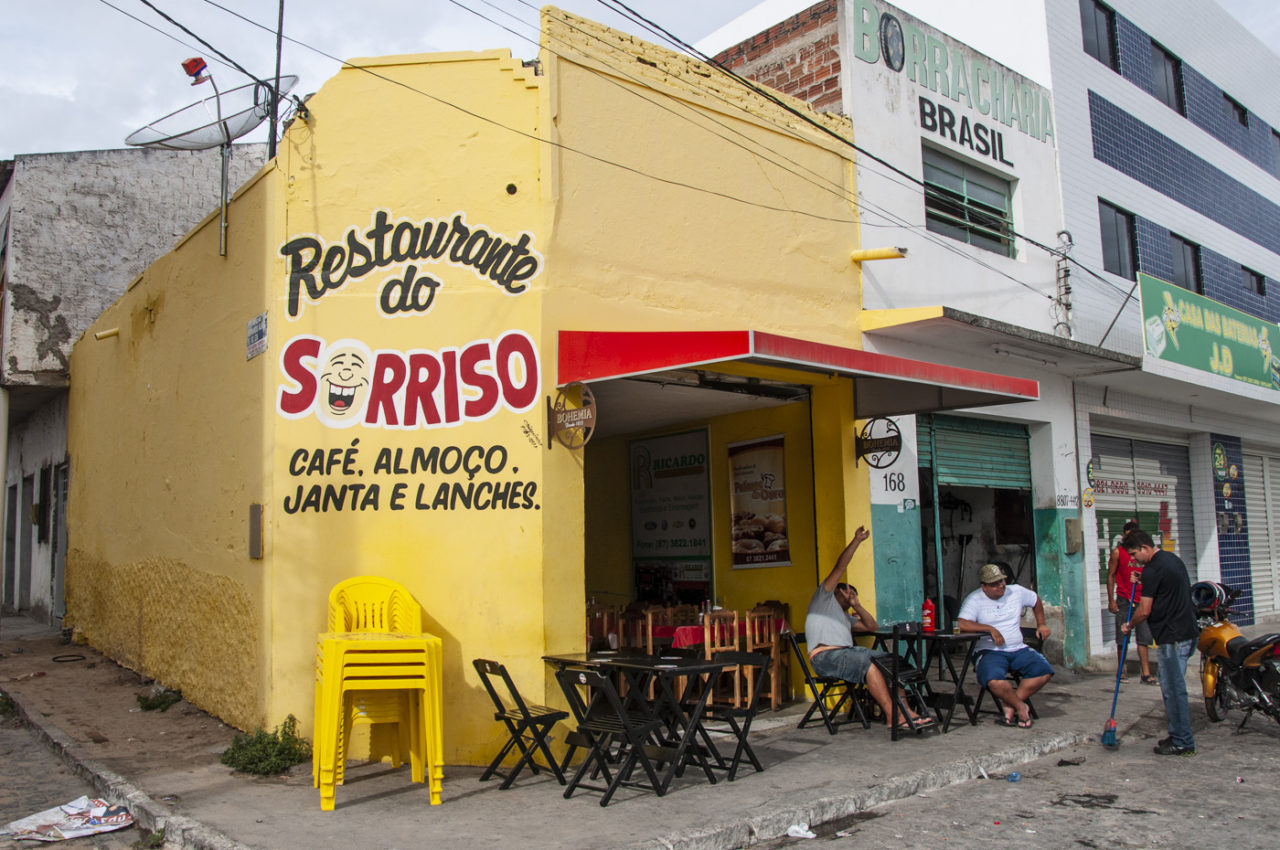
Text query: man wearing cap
957 563 1053 728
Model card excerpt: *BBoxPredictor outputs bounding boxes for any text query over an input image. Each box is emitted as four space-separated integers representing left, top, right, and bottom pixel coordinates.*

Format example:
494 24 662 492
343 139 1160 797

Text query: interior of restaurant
579 363 826 638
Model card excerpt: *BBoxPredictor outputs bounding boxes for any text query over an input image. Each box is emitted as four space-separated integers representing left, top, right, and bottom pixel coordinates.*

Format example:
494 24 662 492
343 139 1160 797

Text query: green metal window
922 147 1015 258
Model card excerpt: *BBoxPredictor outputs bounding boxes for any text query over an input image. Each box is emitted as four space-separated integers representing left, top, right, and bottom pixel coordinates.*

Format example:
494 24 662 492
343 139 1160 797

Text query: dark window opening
1098 200 1137 280
1150 42 1184 115
1225 94 1249 127
1171 234 1202 294
1080 0 1119 71
1243 266 1266 296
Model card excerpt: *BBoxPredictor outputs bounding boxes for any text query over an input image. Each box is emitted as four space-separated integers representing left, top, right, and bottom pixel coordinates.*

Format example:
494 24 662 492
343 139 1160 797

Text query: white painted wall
839 0 1066 337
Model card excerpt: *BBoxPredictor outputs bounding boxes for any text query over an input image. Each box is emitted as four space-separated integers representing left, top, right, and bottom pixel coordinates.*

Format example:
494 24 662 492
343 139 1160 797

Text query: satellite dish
126 63 299 255
126 76 298 150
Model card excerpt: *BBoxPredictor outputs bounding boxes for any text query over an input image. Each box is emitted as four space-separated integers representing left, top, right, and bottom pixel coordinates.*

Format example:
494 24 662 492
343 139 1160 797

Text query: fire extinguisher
922 597 936 633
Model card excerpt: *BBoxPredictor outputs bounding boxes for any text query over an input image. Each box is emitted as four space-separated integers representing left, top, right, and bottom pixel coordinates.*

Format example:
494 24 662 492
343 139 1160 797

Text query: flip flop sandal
1141 675 1158 685
995 716 1018 727
1017 717 1034 729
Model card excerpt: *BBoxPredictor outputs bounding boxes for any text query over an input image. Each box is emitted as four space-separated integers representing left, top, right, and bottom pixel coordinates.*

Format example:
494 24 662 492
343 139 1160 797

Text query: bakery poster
729 435 790 568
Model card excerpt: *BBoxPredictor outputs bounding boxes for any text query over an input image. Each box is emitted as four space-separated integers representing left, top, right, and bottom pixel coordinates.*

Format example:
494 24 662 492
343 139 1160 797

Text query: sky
2 0 1278 161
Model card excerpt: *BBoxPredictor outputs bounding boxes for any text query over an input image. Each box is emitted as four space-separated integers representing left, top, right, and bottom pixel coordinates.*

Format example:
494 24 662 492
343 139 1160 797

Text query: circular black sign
879 14 905 73
857 417 903 469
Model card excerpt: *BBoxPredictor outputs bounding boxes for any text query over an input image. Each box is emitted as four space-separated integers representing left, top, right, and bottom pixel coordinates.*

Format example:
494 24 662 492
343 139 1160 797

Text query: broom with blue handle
1101 593 1136 749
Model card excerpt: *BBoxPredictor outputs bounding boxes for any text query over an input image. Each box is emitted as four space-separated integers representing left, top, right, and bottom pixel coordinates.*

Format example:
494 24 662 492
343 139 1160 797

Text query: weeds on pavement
221 713 311 775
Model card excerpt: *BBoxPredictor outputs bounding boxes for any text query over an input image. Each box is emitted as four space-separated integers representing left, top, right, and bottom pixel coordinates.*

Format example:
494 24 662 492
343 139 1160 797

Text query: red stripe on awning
557 330 1038 415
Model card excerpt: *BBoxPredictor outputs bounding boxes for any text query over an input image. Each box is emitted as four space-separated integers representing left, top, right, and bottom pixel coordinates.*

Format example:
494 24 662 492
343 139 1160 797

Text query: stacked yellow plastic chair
313 576 444 810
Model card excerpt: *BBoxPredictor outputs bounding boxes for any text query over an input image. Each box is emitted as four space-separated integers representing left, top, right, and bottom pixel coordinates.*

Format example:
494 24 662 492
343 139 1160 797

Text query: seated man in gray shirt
805 527 932 728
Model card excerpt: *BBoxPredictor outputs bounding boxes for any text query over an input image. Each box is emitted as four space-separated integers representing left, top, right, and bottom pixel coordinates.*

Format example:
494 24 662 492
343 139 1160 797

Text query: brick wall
710 0 842 114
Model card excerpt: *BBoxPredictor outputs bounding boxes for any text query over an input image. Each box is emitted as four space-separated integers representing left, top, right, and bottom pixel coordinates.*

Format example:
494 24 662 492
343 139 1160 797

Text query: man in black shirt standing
1121 529 1199 756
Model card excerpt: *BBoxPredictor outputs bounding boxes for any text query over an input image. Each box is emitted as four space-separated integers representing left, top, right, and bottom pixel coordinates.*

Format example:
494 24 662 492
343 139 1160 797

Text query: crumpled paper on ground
786 823 817 838
0 795 132 842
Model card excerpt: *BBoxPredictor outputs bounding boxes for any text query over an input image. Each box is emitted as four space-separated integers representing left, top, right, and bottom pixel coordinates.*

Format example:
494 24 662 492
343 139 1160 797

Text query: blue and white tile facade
1047 0 1280 651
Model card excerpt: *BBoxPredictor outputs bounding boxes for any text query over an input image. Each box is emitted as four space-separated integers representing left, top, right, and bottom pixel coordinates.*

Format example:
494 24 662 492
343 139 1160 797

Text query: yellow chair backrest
328 576 423 633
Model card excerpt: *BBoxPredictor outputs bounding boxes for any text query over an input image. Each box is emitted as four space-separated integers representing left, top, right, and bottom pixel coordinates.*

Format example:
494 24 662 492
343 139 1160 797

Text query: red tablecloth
652 619 781 649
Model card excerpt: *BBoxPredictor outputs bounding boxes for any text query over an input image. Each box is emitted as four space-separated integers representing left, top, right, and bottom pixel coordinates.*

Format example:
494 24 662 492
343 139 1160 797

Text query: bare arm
848 589 877 633
1032 597 1050 641
1121 596 1154 634
956 617 1005 647
820 526 869 593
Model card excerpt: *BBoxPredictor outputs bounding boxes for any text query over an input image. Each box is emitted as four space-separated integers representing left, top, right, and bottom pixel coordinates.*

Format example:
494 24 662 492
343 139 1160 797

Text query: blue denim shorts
811 646 887 684
975 646 1054 686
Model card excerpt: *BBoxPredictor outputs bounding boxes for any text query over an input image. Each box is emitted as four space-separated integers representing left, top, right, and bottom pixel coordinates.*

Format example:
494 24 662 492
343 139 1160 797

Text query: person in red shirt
1106 520 1154 684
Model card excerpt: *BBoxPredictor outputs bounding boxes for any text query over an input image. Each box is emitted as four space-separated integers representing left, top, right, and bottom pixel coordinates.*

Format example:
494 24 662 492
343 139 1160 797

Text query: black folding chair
473 658 569 789
786 631 871 734
871 651 940 738
555 667 667 806
697 651 770 780
973 628 1043 722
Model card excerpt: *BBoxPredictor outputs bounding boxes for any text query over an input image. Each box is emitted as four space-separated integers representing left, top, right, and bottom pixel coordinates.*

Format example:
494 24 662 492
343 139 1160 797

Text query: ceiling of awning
557 330 1039 436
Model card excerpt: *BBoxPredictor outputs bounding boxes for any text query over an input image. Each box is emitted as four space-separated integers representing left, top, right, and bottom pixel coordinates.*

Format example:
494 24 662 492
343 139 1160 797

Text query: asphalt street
754 697 1280 850
0 716 138 849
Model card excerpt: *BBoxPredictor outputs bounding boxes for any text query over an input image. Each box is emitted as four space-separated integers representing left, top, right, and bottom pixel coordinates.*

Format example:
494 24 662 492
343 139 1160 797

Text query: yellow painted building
67 9 1034 763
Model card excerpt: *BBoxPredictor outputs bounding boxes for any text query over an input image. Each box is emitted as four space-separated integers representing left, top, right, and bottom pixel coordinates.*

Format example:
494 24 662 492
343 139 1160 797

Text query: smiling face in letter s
317 340 372 427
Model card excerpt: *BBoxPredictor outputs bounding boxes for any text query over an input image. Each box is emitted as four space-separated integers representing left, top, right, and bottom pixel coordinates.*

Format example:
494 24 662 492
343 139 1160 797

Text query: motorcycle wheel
1204 661 1229 722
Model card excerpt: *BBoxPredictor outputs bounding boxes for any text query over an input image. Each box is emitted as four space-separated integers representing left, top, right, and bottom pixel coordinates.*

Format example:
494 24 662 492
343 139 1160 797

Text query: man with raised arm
804 527 932 729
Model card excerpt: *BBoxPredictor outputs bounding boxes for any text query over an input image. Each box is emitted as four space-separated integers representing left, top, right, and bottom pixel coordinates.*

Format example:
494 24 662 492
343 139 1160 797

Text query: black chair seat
473 659 569 789
698 651 770 780
786 632 871 734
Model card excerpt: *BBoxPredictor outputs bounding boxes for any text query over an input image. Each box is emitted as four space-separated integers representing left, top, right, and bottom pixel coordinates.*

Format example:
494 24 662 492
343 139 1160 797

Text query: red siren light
181 57 210 85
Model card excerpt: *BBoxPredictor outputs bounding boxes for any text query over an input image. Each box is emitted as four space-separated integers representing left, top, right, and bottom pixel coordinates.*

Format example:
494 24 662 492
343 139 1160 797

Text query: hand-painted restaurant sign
1139 272 1280 391
277 332 540 429
279 209 543 319
851 0 1055 148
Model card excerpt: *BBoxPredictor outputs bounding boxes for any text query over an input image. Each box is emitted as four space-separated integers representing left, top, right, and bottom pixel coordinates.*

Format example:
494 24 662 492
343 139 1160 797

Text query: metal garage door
1243 453 1280 618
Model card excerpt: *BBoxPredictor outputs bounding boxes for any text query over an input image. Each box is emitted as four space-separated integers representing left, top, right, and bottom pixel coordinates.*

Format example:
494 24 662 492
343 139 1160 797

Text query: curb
622 728 1087 850
6 689 252 850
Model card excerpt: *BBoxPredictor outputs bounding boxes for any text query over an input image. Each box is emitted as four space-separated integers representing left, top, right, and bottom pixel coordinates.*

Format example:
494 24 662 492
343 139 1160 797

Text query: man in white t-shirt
957 563 1053 728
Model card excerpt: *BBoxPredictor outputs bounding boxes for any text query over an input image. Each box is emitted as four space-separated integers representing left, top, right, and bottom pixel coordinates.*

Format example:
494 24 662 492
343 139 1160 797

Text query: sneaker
1152 740 1196 757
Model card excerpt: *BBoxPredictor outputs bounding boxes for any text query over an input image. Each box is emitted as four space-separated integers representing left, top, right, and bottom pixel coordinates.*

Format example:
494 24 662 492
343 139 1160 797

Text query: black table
867 630 982 732
543 652 727 800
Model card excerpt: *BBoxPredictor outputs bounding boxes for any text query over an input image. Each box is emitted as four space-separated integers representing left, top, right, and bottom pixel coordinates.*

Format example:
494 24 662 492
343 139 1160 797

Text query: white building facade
0 145 265 622
711 0 1280 665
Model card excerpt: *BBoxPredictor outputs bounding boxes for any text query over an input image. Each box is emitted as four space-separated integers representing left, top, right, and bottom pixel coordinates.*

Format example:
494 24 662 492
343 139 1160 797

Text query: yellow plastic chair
313 577 443 810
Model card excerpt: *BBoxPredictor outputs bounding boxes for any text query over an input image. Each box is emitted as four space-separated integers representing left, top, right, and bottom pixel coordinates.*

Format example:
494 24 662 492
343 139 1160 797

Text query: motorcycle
1193 581 1280 730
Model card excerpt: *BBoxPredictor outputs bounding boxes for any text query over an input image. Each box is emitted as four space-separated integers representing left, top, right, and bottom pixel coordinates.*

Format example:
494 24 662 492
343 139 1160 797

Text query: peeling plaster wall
65 552 260 731
2 145 266 383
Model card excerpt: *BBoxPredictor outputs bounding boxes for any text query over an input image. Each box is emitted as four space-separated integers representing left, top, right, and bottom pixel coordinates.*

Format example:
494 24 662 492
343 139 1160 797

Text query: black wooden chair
786 631 871 734
473 658 569 789
972 627 1044 722
697 651 771 780
555 667 666 806
871 652 940 738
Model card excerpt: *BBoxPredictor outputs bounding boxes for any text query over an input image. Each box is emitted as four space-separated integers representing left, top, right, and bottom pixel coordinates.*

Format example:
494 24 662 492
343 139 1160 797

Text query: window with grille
1098 200 1137 280
1150 42 1184 115
1171 234 1202 293
1080 0 1119 71
923 147 1014 257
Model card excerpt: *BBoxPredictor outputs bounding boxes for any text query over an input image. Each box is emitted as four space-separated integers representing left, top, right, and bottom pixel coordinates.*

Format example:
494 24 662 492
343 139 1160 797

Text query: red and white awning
557 330 1038 418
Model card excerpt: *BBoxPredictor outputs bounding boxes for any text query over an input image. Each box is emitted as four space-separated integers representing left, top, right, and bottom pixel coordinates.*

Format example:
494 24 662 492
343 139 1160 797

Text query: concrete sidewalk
2 612 1201 850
